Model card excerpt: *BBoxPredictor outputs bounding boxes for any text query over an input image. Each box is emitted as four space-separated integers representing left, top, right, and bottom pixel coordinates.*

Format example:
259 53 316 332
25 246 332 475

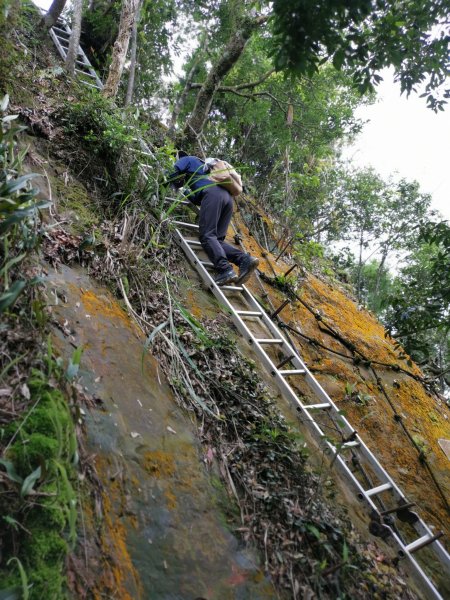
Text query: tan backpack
207 159 243 196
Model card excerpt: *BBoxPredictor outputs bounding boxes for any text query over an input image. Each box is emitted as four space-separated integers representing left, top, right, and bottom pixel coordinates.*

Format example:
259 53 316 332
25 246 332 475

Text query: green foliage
344 382 373 406
57 90 136 165
0 364 78 599
354 260 396 314
0 98 51 315
6 557 30 600
293 239 324 270
79 0 122 73
386 224 449 338
270 0 450 110
382 220 450 390
335 168 432 303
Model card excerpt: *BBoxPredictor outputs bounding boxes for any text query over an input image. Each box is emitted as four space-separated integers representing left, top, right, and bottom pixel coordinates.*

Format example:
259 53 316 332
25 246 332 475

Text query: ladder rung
221 285 243 291
75 68 97 78
174 221 199 229
278 369 305 376
236 311 262 317
405 532 444 554
56 40 84 56
186 240 202 246
255 338 283 344
304 403 332 410
200 260 214 268
52 26 70 35
80 81 101 89
341 440 360 449
365 483 392 497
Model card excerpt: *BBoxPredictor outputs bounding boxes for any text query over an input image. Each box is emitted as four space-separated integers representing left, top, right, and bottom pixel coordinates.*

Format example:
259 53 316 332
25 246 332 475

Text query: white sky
344 69 450 221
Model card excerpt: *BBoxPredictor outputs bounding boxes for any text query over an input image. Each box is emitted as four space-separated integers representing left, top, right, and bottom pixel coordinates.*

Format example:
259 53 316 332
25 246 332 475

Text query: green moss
10 433 59 475
27 563 66 600
428 412 438 423
24 529 67 564
53 177 100 233
26 392 70 433
33 500 66 530
0 364 78 598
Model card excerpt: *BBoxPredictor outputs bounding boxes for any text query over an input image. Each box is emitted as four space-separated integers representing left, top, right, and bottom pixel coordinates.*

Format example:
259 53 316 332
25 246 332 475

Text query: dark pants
199 186 246 273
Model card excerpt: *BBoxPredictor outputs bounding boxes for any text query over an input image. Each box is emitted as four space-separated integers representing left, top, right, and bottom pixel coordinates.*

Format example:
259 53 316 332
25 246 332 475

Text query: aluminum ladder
173 218 450 600
47 16 103 90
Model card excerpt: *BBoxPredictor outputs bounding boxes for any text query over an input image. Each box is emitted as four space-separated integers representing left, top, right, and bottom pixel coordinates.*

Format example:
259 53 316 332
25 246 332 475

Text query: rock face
3 11 448 597
27 125 447 596
235 209 450 540
227 210 450 592
48 264 275 600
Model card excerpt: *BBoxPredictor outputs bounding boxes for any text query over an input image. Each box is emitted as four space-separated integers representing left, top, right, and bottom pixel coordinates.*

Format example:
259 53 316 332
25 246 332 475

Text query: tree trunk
182 15 266 150
65 0 83 76
374 248 388 298
356 230 364 302
41 0 67 28
102 0 139 99
124 0 141 107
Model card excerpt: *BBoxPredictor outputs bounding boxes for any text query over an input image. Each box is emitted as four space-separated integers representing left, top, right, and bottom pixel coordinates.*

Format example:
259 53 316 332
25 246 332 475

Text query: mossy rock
23 528 67 565
24 390 71 440
31 489 67 530
27 562 66 600
10 433 59 475
53 176 99 234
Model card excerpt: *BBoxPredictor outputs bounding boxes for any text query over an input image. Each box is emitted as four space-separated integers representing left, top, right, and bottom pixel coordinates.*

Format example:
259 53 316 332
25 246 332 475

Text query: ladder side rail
174 190 450 596
74 45 103 88
241 272 450 563
377 526 447 600
49 28 68 60
56 19 72 33
176 227 450 579
79 81 102 89
324 436 450 598
49 21 103 89
175 229 328 443
404 518 450 568
52 26 70 36
241 287 368 436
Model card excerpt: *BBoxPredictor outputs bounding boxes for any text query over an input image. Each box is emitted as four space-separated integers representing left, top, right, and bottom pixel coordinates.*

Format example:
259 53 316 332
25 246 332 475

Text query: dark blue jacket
167 156 215 204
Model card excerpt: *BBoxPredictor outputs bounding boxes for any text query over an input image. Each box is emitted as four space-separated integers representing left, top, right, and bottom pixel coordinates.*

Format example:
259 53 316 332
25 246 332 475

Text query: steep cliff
1 9 449 600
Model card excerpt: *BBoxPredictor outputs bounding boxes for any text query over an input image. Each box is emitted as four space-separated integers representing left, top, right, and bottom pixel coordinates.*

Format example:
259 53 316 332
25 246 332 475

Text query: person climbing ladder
167 152 259 286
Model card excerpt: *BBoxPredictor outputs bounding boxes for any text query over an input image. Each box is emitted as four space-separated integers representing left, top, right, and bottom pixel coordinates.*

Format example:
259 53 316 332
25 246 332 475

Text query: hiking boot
236 255 260 284
214 267 238 286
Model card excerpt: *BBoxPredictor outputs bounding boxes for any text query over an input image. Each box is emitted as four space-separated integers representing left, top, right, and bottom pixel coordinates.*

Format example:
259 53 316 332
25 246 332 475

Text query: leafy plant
0 96 50 315
343 382 372 406
0 353 79 597
57 91 137 164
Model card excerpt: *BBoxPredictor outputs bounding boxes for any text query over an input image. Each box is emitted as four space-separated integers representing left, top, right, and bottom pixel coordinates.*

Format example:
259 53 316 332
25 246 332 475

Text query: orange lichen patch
91 455 143 600
311 357 356 383
78 287 137 332
302 274 421 374
140 450 179 510
141 450 176 479
196 209 450 547
185 288 203 320
391 378 450 445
